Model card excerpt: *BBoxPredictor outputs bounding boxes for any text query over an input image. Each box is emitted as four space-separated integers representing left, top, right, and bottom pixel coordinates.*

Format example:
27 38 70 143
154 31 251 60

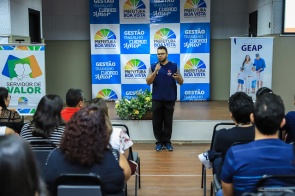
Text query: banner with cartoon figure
230 37 273 101
0 45 46 115
90 0 211 101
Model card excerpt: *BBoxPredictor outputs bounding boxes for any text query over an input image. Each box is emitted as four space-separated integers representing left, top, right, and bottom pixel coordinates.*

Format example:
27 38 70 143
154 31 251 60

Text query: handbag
128 160 138 175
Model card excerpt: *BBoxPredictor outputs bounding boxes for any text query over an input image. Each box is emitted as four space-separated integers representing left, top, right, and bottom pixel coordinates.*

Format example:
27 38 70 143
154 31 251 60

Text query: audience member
255 86 272 99
0 106 15 135
0 135 47 196
213 92 255 157
88 98 134 159
20 95 65 147
61 88 85 122
281 94 295 143
199 92 255 181
219 93 295 196
44 105 131 195
0 87 24 133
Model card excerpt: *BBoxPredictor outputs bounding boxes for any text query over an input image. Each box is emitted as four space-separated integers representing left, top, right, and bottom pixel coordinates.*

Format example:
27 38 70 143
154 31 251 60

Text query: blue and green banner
90 0 211 101
0 45 46 115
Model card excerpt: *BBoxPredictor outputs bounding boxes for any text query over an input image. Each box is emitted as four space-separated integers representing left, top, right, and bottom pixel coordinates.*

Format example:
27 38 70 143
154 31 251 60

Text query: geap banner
230 37 273 101
0 45 46 115
90 0 211 101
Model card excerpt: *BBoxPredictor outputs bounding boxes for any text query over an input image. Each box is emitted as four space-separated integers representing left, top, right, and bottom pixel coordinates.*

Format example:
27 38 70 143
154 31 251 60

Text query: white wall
249 0 283 36
272 0 283 34
10 0 30 36
0 0 11 35
0 0 43 37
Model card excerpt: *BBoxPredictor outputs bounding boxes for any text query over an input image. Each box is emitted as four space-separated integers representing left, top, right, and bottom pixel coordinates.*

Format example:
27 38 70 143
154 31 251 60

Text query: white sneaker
198 151 212 169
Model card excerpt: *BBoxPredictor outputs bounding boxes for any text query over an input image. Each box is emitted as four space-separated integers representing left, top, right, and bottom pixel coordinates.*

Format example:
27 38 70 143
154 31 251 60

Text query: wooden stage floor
107 100 231 121
127 143 212 196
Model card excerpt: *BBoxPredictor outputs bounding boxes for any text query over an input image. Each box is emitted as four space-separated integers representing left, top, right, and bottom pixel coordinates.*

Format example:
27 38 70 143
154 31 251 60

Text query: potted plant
115 89 152 120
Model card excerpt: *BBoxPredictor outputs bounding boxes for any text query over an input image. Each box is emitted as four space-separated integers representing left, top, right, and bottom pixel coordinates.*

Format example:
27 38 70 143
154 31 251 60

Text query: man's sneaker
155 143 163 151
198 151 212 169
165 143 174 151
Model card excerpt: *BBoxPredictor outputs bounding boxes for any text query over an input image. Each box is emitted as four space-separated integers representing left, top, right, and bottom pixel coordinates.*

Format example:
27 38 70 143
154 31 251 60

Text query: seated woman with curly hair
88 98 134 159
0 87 24 133
44 105 131 195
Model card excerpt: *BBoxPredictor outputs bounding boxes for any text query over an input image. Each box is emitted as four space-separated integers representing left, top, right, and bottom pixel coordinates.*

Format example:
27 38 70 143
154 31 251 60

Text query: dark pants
152 101 175 145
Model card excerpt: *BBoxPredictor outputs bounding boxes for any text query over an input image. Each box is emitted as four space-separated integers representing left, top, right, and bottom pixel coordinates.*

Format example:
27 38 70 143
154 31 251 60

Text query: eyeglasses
6 95 11 100
157 53 166 56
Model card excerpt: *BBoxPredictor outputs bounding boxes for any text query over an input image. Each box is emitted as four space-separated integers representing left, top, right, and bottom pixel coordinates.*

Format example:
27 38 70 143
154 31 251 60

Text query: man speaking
146 46 183 151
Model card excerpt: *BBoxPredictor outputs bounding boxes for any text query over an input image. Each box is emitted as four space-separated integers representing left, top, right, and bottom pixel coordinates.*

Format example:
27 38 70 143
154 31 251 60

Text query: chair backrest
112 123 135 161
29 140 57 150
210 122 235 150
55 173 103 196
256 174 295 193
58 185 102 196
30 140 56 177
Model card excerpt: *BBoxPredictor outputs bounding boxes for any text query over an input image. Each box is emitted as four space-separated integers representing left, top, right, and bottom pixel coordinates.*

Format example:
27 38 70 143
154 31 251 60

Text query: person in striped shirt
20 94 65 147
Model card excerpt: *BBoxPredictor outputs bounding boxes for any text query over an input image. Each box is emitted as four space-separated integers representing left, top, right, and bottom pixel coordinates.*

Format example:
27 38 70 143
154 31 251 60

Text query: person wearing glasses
61 88 85 122
0 87 24 133
146 46 183 151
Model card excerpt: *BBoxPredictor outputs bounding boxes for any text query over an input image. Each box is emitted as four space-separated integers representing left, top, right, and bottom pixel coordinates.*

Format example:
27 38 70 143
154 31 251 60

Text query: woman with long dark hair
0 135 47 196
20 94 65 146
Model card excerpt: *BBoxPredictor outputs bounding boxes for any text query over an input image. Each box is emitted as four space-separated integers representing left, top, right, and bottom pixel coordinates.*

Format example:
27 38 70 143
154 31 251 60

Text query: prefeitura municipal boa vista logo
123 0 146 19
184 57 206 78
184 0 207 18
96 88 118 100
94 29 117 49
124 59 147 79
154 28 176 48
18 97 28 105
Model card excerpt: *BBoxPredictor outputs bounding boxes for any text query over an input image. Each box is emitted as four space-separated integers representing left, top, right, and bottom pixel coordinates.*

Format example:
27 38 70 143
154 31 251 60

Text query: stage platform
107 101 233 143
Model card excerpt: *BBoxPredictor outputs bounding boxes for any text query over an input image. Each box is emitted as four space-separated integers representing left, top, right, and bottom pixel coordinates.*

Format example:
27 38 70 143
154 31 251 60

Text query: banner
90 0 211 101
230 37 273 101
0 44 46 115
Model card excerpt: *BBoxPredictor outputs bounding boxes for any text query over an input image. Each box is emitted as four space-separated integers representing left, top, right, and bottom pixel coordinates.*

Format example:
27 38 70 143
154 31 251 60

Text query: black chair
55 173 104 196
29 140 56 177
210 140 263 196
255 175 295 194
200 122 235 196
112 123 141 196
211 174 222 196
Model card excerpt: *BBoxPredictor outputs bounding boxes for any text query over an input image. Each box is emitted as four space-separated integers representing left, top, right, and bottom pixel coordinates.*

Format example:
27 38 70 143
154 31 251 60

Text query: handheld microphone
156 62 161 74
